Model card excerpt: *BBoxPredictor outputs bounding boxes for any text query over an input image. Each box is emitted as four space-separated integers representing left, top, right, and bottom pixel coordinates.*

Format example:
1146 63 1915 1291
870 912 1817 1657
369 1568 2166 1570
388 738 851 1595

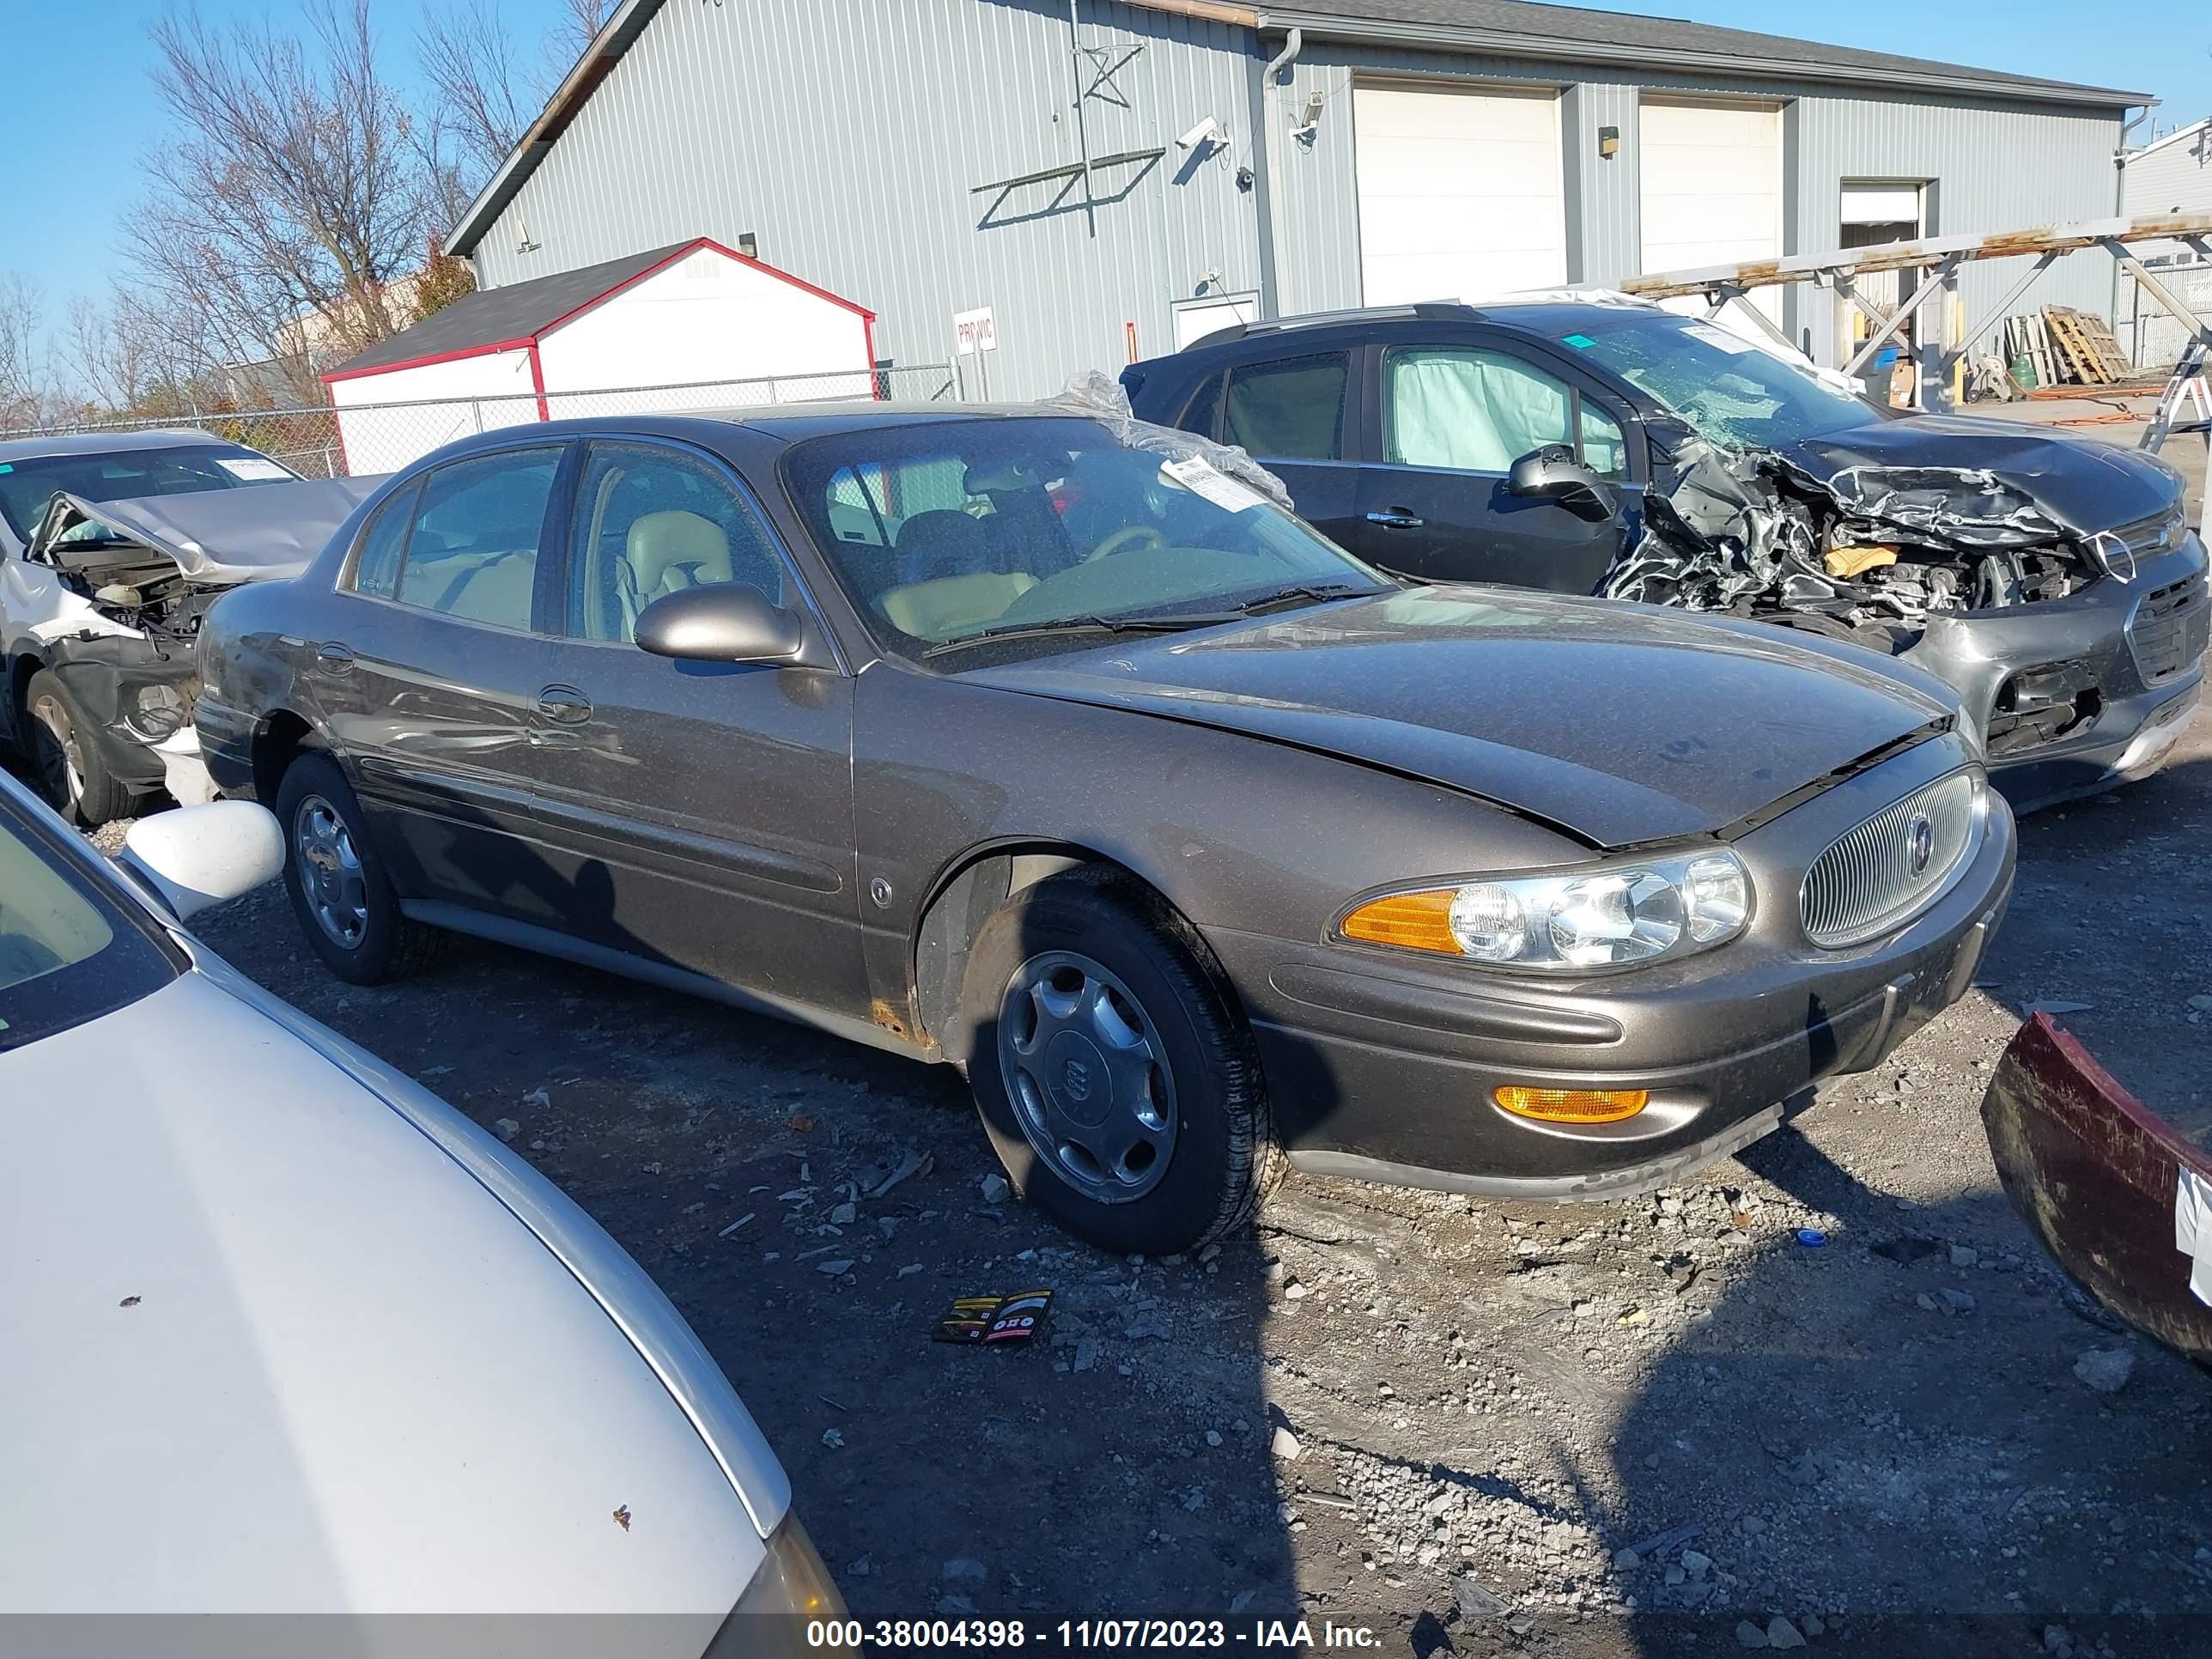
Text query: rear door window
380 448 562 631
1221 353 1349 461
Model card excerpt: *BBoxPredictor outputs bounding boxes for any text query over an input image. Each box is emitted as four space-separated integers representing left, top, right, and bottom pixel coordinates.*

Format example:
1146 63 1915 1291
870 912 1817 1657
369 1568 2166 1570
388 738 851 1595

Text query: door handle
1364 509 1425 530
313 641 356 674
536 685 592 725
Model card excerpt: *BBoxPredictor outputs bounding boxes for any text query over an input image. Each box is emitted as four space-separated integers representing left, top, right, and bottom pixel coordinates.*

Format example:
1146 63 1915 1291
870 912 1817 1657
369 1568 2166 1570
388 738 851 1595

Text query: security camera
1176 117 1224 151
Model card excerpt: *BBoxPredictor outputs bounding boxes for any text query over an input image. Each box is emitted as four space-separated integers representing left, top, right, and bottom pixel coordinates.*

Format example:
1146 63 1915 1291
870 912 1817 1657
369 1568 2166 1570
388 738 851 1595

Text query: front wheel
23 669 139 825
960 869 1283 1255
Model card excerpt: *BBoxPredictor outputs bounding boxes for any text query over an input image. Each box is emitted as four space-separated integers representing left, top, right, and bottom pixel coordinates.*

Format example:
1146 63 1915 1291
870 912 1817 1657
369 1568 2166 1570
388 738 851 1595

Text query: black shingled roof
1244 1 2147 104
328 242 694 378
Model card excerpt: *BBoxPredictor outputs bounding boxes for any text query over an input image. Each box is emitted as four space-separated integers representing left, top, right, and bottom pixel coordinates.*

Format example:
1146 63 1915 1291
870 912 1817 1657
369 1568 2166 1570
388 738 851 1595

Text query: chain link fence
0 363 960 478
2118 262 2212 371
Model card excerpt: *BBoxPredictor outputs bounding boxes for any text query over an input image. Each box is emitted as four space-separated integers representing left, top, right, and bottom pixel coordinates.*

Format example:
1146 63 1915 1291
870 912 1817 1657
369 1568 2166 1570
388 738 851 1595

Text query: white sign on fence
953 306 998 356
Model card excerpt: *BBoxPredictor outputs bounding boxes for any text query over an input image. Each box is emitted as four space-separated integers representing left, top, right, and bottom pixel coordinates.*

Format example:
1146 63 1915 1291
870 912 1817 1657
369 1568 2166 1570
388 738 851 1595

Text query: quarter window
375 448 562 629
1221 353 1348 461
348 480 421 600
1383 348 1626 478
566 443 787 643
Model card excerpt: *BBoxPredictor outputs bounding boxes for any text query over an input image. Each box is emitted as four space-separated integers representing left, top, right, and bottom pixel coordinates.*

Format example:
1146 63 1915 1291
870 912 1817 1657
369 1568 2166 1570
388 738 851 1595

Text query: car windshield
0 443 298 543
0 791 179 1053
1559 313 1876 449
782 416 1388 662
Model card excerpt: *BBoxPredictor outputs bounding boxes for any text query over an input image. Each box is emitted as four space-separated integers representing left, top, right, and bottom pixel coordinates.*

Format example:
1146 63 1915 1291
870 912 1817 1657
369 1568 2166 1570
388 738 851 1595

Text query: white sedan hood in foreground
0 969 769 1618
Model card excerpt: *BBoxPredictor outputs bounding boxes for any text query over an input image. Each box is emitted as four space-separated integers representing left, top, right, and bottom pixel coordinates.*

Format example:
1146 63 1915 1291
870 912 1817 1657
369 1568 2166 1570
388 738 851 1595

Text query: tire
274 750 445 985
23 669 137 826
960 867 1284 1255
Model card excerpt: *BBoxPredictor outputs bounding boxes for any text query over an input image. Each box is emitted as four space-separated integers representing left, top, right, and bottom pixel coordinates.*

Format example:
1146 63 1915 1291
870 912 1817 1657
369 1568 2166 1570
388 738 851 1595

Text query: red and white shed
324 238 877 472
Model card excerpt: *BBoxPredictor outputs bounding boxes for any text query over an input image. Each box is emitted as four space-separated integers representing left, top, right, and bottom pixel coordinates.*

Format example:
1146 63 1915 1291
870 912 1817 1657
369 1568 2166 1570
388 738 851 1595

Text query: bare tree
59 288 220 418
0 273 44 427
124 0 432 400
416 0 613 230
417 0 535 191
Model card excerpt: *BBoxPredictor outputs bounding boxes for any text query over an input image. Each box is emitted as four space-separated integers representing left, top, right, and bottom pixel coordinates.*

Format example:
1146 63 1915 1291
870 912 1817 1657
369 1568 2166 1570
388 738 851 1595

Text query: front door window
1382 348 1625 478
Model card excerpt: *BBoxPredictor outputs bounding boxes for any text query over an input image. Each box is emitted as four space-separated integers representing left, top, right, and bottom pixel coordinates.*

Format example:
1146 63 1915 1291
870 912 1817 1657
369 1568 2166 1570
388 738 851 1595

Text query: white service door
1639 99 1784 323
1354 83 1568 305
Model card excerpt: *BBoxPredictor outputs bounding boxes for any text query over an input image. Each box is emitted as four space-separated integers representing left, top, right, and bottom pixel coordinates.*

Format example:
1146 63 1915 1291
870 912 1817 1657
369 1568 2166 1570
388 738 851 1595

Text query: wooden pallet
2043 304 2132 385
2001 312 2061 391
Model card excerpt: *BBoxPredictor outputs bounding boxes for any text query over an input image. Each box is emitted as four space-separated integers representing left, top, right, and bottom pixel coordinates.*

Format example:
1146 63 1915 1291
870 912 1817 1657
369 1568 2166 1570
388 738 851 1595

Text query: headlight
1339 848 1751 972
707 1515 851 1656
125 678 196 742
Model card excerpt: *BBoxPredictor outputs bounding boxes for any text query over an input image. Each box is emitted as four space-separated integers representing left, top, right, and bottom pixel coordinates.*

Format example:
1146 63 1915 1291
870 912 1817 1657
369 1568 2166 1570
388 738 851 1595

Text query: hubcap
293 794 368 950
29 695 83 809
997 951 1176 1203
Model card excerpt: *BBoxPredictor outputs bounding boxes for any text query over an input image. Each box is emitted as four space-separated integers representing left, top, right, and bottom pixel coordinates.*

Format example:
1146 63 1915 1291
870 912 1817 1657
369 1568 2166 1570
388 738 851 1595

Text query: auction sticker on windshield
1683 323 1759 355
1161 455 1263 514
216 457 291 480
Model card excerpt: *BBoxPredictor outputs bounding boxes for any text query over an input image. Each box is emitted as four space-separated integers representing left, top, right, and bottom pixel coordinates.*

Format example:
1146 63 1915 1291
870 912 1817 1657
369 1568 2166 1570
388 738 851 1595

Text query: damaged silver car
0 433 380 823
1127 299 2209 811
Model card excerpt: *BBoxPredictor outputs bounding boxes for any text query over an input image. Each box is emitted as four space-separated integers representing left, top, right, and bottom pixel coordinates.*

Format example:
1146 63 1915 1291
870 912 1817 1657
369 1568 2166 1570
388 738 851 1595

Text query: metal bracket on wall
1079 41 1146 109
969 149 1166 230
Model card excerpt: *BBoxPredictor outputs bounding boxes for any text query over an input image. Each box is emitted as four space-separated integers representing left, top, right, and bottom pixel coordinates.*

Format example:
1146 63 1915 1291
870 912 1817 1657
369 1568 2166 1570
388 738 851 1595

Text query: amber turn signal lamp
1493 1086 1649 1123
1340 889 1459 954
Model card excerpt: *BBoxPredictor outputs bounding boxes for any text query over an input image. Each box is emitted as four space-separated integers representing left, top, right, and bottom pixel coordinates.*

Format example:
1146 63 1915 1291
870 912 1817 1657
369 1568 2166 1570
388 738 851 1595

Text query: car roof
1143 298 1667 368
0 428 246 465
499 402 1115 454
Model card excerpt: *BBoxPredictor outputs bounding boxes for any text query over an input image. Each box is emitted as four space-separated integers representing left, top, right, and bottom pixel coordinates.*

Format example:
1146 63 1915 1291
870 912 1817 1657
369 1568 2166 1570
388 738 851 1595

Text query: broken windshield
1564 315 1875 450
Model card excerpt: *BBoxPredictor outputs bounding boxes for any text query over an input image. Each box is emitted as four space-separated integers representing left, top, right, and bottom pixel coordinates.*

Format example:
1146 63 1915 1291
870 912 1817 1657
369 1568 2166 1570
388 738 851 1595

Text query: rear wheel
24 669 137 826
275 751 445 984
960 868 1282 1255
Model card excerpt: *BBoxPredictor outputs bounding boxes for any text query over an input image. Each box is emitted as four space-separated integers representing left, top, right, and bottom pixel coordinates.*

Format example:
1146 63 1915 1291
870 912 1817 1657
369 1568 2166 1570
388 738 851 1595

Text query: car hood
27 475 386 583
0 968 774 1616
959 586 1954 848
1779 416 2181 535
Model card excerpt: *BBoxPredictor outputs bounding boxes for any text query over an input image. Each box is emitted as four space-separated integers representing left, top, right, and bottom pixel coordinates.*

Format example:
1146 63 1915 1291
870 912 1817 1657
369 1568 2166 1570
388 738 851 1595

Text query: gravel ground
48 408 2212 1654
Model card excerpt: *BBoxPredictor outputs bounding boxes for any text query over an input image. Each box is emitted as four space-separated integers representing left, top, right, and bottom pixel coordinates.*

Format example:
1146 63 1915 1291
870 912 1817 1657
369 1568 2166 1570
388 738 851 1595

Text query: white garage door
1354 83 1567 306
1639 99 1784 323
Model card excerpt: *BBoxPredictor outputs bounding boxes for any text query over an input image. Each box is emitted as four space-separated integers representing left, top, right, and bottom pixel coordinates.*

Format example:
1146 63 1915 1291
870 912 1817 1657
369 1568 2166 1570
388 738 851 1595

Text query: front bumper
1905 537 2209 813
45 651 197 790
1208 737 2015 1201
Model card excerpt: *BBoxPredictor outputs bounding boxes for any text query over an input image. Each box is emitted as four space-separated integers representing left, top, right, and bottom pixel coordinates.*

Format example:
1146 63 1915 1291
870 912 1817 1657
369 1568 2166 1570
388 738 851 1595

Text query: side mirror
119 800 284 921
634 583 805 664
1508 444 1601 500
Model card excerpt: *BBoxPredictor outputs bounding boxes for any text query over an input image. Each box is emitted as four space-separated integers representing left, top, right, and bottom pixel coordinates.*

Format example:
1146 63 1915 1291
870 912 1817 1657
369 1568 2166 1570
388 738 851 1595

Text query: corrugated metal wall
2121 125 2212 257
473 0 1265 399
1267 41 2124 363
472 1 2128 388
1791 93 2123 363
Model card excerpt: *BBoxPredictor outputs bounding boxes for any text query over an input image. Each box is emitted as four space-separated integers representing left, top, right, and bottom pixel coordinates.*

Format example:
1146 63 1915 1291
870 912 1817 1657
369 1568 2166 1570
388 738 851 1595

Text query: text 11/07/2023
802 1618 1385 1650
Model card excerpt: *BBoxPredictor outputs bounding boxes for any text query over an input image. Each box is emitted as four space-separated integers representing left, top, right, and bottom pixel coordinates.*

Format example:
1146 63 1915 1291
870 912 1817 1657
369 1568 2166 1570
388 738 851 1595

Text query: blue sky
1 0 2203 356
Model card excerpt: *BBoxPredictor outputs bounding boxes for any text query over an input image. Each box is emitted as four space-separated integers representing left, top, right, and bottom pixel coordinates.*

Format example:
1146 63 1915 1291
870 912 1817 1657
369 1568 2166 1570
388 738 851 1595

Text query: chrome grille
2110 504 2185 561
1801 771 1982 948
2127 574 2209 686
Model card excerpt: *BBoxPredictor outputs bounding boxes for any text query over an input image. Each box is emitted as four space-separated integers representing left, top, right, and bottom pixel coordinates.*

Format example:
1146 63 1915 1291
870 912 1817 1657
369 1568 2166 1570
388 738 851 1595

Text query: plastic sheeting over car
1036 370 1291 511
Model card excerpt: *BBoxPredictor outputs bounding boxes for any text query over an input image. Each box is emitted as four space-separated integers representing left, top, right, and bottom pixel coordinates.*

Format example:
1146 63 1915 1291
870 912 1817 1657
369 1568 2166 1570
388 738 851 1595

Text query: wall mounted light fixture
1598 125 1620 161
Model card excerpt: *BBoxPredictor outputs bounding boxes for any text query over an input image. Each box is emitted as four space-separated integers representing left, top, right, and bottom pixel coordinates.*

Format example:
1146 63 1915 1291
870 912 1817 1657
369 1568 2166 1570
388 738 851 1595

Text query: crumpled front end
1602 429 2209 803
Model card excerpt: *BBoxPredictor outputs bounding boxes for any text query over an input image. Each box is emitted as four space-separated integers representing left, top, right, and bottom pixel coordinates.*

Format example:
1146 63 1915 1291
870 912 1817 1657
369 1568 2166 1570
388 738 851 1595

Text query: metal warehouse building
447 0 2150 400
